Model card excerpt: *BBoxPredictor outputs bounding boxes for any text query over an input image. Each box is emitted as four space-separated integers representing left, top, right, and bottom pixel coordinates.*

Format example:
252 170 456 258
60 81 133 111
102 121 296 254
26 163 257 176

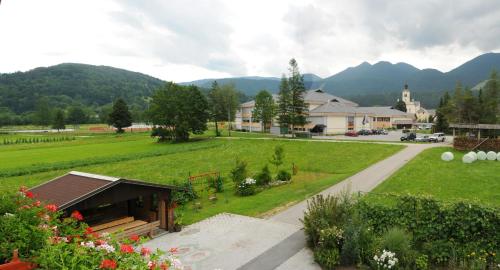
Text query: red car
344 131 359 137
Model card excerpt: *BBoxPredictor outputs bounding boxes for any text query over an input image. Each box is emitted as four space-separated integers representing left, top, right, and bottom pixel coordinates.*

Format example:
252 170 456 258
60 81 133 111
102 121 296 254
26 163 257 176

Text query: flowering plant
373 249 398 269
236 178 256 196
0 186 183 269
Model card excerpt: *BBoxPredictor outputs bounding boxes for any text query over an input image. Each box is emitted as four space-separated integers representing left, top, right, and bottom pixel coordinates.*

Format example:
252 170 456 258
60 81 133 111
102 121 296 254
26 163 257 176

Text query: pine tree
109 98 132 133
393 100 407 112
208 81 222 136
435 97 448 132
252 90 276 132
52 110 65 131
483 70 499 124
452 82 464 123
277 75 291 135
287 59 308 137
461 87 478 123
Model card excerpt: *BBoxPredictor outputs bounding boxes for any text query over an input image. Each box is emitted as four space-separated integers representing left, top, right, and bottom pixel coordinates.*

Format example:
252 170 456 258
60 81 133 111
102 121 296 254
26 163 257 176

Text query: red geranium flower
141 247 151 256
85 227 94 235
45 204 58 212
169 247 178 253
120 244 134 253
160 262 170 270
32 200 41 207
24 191 34 198
99 259 117 269
129 234 140 242
71 210 83 221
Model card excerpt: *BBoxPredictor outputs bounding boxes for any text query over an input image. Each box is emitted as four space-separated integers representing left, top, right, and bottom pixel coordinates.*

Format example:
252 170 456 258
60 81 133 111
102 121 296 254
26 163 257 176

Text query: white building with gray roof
235 89 414 134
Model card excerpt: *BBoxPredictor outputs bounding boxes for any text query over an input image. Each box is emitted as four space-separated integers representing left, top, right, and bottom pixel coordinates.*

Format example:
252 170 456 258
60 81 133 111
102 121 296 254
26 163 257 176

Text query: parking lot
314 130 453 143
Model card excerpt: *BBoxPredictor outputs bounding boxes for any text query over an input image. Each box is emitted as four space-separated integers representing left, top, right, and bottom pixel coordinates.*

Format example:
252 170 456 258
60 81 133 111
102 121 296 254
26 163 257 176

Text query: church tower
402 83 411 103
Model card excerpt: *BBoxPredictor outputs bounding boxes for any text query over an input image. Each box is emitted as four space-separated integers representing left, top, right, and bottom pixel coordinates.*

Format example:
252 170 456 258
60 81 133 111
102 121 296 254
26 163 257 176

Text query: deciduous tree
148 83 208 142
252 90 276 132
52 109 65 131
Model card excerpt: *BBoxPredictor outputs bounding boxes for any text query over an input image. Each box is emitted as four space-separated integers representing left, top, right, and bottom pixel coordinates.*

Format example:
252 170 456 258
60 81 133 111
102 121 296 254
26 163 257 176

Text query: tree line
435 70 499 132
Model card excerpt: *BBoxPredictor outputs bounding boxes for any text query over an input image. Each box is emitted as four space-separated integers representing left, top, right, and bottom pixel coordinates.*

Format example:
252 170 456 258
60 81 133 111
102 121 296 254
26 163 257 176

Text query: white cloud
0 0 499 82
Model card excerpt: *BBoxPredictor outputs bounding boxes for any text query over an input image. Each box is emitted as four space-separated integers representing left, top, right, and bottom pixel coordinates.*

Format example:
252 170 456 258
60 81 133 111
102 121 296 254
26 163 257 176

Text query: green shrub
255 165 272 186
211 175 224 193
230 158 248 183
236 179 256 196
172 180 198 205
380 227 414 267
415 254 429 270
302 194 354 248
276 170 291 181
314 247 340 270
339 213 377 266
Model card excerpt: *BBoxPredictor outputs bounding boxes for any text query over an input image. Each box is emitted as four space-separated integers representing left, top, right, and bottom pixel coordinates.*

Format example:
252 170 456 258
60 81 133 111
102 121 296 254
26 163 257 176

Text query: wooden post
478 129 481 140
167 205 175 232
158 199 167 230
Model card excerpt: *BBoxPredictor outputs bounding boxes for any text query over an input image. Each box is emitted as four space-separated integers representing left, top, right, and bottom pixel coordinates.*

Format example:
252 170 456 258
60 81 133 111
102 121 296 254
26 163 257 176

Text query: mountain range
182 52 500 108
0 53 498 115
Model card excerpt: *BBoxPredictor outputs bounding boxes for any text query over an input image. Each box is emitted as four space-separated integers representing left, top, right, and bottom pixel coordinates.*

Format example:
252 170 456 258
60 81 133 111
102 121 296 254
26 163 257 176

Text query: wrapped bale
467 151 478 161
462 153 475 164
497 152 500 161
486 151 497 161
477 151 487 160
441 152 454 161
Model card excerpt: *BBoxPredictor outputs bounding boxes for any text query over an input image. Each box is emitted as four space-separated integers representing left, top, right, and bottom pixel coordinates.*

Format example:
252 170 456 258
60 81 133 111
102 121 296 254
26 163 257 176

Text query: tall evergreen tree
435 97 449 132
452 82 464 123
482 70 499 124
477 89 485 123
52 109 65 131
461 87 478 123
287 59 308 137
252 90 276 132
109 98 132 133
393 100 407 112
277 75 291 135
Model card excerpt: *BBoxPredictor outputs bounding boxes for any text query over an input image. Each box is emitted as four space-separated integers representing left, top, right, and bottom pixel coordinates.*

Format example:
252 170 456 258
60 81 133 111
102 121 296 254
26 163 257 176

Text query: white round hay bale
467 151 477 161
486 151 497 161
497 152 500 161
462 153 475 164
477 151 487 160
441 152 454 161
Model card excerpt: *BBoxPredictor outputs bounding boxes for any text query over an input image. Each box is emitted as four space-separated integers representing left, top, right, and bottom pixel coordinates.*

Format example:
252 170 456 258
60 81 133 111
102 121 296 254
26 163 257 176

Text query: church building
400 84 433 122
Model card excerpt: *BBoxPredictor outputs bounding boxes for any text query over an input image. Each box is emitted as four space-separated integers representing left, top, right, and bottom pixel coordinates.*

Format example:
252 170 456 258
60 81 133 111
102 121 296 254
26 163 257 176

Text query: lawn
0 134 403 224
369 147 500 207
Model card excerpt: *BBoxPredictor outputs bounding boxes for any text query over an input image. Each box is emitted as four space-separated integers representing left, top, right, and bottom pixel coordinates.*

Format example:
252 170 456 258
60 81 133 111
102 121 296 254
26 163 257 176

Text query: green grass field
0 132 404 224
369 147 500 207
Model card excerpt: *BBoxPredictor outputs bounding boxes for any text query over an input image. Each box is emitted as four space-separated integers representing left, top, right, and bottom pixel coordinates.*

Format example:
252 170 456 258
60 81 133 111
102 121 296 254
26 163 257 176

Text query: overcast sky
1 0 499 82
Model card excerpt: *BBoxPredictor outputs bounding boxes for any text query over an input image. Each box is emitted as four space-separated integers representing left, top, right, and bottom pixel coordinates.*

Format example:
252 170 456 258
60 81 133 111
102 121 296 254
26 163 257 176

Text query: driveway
315 130 453 144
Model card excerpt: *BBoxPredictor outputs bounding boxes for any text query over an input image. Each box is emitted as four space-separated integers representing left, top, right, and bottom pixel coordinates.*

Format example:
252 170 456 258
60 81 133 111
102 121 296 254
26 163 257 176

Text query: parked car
415 135 430 142
373 129 388 135
400 132 416 141
357 129 372 136
429 132 446 142
345 131 359 137
310 124 326 134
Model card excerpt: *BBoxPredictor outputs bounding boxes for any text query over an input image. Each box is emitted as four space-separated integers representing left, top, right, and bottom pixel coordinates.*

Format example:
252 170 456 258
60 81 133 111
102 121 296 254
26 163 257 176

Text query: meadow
0 131 404 224
369 147 500 207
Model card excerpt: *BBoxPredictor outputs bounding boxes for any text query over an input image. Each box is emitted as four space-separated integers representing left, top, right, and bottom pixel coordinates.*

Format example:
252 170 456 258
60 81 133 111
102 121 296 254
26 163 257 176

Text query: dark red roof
30 172 114 207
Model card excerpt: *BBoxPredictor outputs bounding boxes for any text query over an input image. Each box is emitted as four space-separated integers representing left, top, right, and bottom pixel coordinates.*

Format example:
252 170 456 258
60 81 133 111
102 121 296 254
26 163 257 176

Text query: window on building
347 116 354 130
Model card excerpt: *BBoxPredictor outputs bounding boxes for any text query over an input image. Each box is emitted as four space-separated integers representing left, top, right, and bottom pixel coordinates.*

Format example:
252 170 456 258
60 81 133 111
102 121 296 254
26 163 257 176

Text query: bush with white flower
374 249 398 269
236 178 257 196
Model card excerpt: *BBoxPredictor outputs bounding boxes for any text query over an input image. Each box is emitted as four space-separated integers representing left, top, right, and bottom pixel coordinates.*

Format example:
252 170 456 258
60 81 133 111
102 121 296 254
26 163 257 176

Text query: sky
0 0 499 82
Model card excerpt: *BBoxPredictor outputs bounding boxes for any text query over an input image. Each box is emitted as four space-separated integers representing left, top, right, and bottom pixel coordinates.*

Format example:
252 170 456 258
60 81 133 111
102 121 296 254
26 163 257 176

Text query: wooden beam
158 198 167 230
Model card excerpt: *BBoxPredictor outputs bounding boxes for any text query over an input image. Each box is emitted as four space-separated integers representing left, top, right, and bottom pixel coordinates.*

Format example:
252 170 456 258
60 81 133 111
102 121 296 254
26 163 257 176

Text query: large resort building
235 88 415 134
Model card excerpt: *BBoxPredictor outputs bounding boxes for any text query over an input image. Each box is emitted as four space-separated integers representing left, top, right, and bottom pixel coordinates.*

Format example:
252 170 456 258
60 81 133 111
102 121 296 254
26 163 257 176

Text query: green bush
255 165 272 186
314 247 340 269
339 213 377 266
172 180 198 205
380 227 415 268
236 179 256 196
302 194 354 248
212 175 224 193
276 170 291 181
